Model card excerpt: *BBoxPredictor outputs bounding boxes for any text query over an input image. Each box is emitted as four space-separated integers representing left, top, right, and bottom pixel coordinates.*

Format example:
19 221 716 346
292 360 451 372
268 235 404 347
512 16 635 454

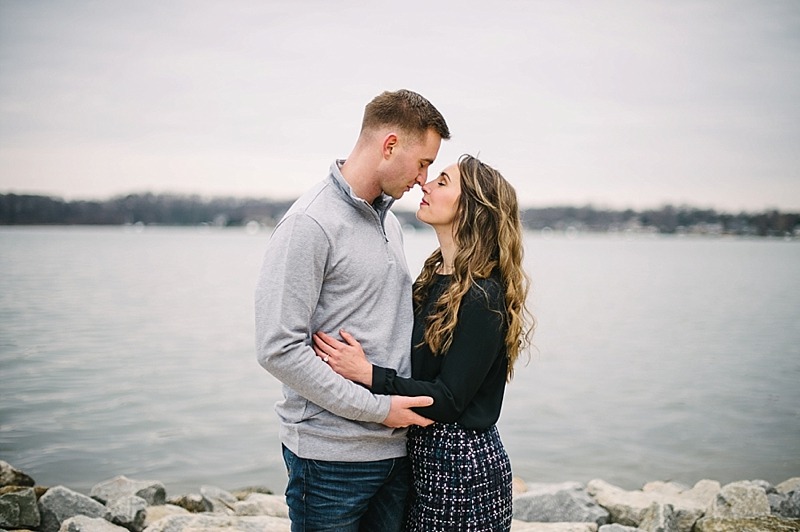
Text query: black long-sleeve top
372 272 509 429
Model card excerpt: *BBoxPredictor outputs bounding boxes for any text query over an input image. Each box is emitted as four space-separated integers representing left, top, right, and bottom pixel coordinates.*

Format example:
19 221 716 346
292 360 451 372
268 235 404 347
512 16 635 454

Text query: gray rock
142 505 189 528
90 477 166 506
777 478 800 495
104 495 147 532
0 487 40 528
694 515 800 531
769 493 787 514
142 513 291 532
748 479 776 494
199 486 237 514
586 479 651 526
0 498 17 527
60 515 128 532
681 480 721 507
229 486 273 500
770 490 800 519
642 482 690 496
232 493 289 518
639 502 679 532
785 491 800 519
598 525 642 532
0 461 35 488
587 479 716 531
165 494 205 514
510 523 598 531
513 482 608 525
705 480 770 519
510 522 599 531
38 486 106 532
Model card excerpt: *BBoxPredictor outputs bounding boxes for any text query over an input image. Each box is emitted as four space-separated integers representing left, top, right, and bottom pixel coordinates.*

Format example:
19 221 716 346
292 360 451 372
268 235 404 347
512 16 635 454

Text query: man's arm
255 213 432 425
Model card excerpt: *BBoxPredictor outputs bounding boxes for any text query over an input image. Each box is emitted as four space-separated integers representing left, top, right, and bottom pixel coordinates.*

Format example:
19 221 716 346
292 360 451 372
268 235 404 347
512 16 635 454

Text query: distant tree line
516 205 799 237
1 192 798 237
0 193 294 227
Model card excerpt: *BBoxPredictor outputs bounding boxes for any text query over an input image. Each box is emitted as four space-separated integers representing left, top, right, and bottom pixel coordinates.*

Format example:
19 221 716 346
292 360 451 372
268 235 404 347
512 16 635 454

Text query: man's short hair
361 89 451 140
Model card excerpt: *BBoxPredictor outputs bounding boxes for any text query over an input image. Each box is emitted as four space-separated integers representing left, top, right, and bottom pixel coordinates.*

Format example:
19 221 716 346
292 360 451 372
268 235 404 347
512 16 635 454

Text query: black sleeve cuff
372 365 396 395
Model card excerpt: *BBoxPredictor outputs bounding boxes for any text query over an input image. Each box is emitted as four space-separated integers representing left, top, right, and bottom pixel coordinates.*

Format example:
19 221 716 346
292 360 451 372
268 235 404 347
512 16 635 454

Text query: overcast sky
1 0 798 212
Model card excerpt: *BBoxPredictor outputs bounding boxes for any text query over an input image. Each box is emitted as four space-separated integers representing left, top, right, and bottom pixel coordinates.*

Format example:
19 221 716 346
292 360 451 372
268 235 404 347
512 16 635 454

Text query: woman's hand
313 329 373 388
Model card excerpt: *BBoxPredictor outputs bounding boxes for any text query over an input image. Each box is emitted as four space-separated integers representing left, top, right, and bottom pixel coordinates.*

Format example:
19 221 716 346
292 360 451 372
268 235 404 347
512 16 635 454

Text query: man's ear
382 133 398 159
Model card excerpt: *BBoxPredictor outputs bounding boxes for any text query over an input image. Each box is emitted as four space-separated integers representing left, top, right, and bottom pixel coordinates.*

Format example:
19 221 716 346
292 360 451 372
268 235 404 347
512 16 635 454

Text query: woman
313 154 533 531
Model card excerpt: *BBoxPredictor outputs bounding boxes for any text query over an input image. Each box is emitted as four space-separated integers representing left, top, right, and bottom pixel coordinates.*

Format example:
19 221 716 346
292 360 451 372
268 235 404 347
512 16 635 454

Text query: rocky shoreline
1 460 798 532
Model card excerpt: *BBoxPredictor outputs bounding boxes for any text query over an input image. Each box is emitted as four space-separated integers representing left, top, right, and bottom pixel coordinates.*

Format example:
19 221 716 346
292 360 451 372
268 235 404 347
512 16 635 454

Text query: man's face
381 128 442 200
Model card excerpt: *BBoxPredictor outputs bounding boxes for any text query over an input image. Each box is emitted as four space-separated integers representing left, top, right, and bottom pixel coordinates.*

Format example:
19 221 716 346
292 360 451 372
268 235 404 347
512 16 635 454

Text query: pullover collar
329 160 394 224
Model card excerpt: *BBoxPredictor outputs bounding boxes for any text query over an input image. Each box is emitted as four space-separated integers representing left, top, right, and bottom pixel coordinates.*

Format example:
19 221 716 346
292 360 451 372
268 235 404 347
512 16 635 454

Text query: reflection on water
1 226 798 495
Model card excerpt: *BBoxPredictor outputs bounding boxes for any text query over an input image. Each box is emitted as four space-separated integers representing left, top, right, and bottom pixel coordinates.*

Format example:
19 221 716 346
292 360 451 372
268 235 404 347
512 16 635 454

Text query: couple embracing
255 89 533 532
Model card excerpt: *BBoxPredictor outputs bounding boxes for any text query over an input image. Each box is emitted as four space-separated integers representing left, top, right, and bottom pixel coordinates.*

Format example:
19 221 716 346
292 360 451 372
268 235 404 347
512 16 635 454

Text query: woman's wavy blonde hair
413 154 534 380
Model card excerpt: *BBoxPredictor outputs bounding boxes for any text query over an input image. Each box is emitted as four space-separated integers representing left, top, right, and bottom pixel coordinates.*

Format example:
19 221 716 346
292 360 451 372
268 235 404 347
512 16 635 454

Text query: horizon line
0 189 798 216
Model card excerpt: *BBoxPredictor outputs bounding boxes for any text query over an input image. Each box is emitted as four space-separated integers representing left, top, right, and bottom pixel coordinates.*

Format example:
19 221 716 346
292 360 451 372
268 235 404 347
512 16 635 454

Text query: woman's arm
312 330 374 387
375 288 505 423
315 280 506 424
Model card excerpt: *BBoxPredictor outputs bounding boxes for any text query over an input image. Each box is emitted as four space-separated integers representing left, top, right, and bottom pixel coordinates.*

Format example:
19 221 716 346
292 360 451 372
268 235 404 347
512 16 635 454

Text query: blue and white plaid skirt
405 423 513 531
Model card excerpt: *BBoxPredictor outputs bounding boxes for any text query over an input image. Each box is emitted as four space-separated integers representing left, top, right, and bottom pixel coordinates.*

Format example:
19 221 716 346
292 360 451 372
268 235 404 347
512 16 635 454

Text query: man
255 89 450 531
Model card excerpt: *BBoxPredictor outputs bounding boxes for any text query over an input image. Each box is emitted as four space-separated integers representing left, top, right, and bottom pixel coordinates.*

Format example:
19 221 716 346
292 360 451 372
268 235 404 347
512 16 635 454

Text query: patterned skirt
405 423 513 531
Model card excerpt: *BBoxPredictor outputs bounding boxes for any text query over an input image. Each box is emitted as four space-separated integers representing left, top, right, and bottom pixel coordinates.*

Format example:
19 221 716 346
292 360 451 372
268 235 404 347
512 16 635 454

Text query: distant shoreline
1 192 798 237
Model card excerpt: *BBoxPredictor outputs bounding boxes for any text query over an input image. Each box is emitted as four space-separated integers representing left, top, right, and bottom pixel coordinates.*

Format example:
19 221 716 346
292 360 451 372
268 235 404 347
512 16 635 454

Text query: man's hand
383 395 434 428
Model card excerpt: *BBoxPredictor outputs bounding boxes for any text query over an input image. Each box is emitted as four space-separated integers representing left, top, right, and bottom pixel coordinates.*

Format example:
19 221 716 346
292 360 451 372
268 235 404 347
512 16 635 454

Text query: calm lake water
1 226 798 496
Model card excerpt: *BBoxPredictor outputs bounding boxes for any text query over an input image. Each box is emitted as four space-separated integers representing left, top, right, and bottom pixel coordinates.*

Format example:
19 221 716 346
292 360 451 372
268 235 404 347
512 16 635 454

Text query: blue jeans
282 445 410 532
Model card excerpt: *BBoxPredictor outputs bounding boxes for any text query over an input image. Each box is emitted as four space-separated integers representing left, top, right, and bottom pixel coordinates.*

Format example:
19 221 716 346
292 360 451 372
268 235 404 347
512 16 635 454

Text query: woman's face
417 162 461 230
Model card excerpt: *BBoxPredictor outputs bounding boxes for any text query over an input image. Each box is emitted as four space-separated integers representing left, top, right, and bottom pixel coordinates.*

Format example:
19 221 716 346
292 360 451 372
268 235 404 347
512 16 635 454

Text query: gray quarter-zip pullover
255 160 413 461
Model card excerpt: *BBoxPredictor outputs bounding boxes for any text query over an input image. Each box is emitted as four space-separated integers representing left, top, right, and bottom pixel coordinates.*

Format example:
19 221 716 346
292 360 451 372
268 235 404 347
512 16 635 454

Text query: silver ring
323 356 330 363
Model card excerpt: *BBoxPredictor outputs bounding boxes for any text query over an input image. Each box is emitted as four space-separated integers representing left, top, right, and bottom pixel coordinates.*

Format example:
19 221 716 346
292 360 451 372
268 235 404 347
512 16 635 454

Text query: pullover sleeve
372 280 506 423
255 213 390 423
